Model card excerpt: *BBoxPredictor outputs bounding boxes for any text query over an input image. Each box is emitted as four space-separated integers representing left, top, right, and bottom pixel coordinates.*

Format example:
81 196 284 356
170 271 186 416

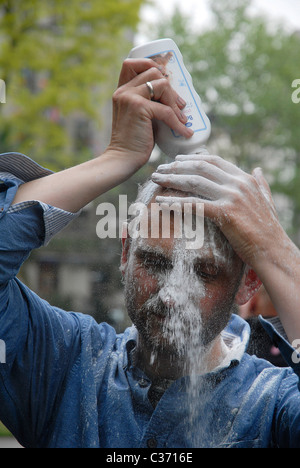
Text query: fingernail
185 128 194 137
177 96 186 108
156 164 168 173
180 111 188 123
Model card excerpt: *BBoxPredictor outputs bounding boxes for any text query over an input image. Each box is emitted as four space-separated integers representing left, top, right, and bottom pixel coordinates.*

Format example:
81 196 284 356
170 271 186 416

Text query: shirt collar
214 314 251 372
124 314 250 379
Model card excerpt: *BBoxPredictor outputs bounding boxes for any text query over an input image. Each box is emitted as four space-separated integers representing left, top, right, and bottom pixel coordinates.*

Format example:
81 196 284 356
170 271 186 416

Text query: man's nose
158 289 177 308
157 263 193 309
158 283 187 309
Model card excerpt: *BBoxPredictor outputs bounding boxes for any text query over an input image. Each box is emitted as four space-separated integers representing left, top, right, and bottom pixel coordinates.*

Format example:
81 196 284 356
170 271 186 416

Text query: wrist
95 147 146 191
105 135 152 170
254 232 300 343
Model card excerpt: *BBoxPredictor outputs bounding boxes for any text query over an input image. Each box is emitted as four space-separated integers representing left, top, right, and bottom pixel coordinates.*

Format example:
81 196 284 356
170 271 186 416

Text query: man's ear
121 222 130 275
235 265 262 306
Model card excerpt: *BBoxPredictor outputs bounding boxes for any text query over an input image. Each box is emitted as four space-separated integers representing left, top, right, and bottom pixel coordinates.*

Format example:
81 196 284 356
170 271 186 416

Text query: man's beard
129 293 202 356
124 274 233 360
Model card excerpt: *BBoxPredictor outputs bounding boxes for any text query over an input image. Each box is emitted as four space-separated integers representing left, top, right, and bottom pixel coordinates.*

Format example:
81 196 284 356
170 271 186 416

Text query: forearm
12 149 142 213
13 58 193 213
253 232 300 344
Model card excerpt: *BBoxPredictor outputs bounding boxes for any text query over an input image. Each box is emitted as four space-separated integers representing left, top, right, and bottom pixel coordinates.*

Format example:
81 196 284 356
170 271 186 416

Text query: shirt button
147 437 158 448
138 378 149 388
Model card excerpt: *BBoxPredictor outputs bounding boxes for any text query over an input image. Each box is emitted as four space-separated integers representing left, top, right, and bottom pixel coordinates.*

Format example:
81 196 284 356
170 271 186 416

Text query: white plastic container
129 38 211 158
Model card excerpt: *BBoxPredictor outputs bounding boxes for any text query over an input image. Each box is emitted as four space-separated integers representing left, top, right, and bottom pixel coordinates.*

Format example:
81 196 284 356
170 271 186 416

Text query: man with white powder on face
0 58 300 448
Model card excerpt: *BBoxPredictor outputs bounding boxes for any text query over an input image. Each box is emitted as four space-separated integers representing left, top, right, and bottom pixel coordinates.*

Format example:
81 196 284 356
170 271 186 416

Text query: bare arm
13 59 193 213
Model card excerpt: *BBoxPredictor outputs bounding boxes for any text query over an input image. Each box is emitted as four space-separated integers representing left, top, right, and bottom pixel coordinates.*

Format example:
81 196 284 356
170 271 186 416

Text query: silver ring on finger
146 81 155 100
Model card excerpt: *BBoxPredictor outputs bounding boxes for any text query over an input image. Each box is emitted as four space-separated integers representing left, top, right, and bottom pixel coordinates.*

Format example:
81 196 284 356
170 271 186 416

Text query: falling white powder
123 184 240 445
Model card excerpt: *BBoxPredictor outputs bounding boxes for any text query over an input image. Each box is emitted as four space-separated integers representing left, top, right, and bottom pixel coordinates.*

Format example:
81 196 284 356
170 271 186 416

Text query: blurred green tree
145 0 300 241
0 0 145 170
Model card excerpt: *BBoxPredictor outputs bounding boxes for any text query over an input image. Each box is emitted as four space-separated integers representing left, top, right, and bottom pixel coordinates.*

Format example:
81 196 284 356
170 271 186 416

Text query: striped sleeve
0 152 80 245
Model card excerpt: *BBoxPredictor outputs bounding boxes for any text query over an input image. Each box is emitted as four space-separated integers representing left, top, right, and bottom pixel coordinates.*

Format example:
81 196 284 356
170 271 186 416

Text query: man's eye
194 264 219 280
144 257 158 268
143 255 172 272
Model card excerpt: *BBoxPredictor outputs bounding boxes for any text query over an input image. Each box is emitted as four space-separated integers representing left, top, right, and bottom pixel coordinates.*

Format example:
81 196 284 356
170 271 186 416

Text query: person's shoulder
70 313 137 352
242 351 294 382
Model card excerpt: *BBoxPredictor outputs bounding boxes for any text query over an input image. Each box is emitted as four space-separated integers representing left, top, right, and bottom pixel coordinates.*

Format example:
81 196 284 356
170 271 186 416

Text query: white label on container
148 49 208 137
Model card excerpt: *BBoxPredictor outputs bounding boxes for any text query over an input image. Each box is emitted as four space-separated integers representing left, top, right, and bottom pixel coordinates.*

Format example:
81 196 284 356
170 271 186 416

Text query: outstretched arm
152 154 300 344
0 59 193 447
12 59 192 213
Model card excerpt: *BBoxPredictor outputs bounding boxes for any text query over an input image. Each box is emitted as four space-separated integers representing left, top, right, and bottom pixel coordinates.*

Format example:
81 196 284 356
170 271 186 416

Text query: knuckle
189 178 200 191
229 188 241 204
122 58 130 66
172 161 181 171
159 77 171 89
112 88 139 108
154 77 170 94
194 161 204 173
112 89 121 102
168 173 177 183
207 154 222 164
112 87 127 103
235 174 253 193
150 67 163 79
163 106 174 119
121 58 132 70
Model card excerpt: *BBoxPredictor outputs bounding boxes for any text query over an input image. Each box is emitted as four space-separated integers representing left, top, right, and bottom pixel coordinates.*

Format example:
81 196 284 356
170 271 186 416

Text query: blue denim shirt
0 152 300 448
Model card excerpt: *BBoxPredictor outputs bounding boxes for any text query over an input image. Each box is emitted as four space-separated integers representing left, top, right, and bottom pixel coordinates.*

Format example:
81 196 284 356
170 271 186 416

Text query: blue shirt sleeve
0 153 86 446
260 315 300 385
0 153 80 285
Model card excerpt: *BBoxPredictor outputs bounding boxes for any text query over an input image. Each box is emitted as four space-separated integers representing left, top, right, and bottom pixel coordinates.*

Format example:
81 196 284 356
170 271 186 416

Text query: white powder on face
124 236 205 364
125 215 235 365
124 226 240 444
159 240 206 362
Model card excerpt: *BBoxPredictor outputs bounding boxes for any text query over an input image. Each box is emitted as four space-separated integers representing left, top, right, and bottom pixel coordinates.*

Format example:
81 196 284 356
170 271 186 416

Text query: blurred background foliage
0 0 144 169
0 0 299 328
